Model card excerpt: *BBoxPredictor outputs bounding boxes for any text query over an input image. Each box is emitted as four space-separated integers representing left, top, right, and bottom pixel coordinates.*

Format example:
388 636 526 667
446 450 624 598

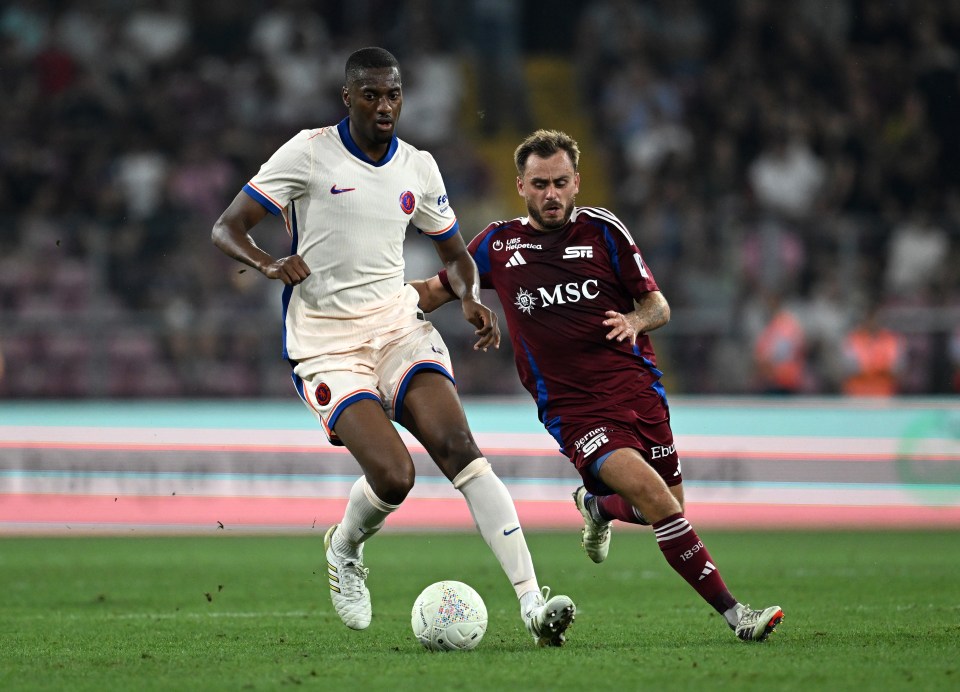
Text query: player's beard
369 124 395 145
527 197 575 231
373 120 395 142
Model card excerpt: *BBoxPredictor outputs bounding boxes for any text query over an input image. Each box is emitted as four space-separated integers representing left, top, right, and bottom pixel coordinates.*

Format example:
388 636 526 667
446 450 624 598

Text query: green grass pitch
2 529 957 691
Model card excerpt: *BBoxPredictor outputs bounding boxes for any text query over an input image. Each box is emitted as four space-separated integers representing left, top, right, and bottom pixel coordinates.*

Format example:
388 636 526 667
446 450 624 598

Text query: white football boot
323 524 372 630
732 604 784 641
523 586 576 647
573 486 611 563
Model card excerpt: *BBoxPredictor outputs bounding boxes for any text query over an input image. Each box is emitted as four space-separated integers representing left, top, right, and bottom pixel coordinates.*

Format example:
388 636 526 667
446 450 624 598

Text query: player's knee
369 467 415 505
644 489 683 524
429 430 481 470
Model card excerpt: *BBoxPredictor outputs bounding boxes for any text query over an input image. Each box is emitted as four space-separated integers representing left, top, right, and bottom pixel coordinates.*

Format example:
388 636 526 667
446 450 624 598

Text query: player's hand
262 255 311 285
462 297 501 352
603 310 640 345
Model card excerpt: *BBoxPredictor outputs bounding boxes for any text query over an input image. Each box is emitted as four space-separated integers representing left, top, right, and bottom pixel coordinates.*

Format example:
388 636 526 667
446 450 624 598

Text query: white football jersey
243 118 458 360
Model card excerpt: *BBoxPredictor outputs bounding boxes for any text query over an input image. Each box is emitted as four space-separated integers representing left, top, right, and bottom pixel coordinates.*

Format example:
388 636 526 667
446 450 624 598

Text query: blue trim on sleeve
473 228 496 275
337 117 398 166
429 220 460 242
243 183 282 215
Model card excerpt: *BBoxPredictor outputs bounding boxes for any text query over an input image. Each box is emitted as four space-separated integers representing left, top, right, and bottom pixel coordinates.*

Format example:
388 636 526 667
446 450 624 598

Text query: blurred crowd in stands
0 0 957 399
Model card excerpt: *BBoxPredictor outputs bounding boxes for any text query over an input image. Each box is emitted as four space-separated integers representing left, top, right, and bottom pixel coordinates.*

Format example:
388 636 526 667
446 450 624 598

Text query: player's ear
516 176 524 196
342 86 350 108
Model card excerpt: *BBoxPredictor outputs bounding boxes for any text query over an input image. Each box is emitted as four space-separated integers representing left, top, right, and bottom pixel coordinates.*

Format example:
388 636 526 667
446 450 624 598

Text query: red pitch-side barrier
3 494 959 534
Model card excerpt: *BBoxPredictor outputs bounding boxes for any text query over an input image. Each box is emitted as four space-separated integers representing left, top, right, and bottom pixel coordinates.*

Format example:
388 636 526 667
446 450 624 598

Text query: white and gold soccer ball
411 580 488 651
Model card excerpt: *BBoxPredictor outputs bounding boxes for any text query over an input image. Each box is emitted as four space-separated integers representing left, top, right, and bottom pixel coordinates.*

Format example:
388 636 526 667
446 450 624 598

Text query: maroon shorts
554 393 681 496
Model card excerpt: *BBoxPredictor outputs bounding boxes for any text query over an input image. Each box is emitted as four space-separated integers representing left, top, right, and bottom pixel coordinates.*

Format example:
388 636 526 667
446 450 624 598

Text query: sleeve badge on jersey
314 382 332 406
399 190 416 215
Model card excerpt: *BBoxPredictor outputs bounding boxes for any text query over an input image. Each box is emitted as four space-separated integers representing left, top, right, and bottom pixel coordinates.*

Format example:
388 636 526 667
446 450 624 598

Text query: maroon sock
593 493 649 524
652 513 737 614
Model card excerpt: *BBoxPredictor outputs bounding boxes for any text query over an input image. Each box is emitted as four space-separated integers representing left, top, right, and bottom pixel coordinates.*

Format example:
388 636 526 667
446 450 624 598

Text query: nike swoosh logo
330 184 356 194
503 526 520 536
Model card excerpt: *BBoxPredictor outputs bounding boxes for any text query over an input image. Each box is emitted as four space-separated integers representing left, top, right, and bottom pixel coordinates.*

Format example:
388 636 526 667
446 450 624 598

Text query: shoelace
734 604 770 639
737 604 760 623
590 523 610 539
338 561 369 598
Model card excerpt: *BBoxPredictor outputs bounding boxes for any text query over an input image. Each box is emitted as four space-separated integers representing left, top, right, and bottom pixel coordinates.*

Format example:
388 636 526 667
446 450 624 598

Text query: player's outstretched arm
211 192 310 285
603 290 671 345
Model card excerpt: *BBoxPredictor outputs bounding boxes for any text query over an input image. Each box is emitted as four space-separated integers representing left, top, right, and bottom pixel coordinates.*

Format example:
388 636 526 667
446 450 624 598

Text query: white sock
453 457 538 599
724 603 744 627
333 476 398 558
519 590 542 617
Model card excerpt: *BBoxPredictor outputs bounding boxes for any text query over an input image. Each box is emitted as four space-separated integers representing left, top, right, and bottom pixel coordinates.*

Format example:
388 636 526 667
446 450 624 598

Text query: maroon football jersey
440 206 666 431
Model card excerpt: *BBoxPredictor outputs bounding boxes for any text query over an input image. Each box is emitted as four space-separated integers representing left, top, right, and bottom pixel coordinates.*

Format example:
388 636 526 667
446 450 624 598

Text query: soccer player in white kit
211 47 575 646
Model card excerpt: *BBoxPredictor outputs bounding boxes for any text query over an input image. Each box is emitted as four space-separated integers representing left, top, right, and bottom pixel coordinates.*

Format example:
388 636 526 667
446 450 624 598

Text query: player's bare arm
603 290 671 345
433 234 501 351
212 192 311 285
408 276 457 313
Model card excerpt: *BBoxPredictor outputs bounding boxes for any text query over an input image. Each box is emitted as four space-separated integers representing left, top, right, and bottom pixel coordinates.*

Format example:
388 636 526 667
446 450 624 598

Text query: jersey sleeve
437 222 499 292
242 130 313 215
600 209 660 298
410 151 459 242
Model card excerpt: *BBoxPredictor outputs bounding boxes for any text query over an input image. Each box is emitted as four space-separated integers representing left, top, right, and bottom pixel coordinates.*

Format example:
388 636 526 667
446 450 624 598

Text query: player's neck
527 219 570 234
355 140 389 162
348 123 390 162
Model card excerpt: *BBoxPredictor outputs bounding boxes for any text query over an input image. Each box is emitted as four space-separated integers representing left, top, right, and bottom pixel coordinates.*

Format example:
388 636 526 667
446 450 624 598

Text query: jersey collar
337 117 399 167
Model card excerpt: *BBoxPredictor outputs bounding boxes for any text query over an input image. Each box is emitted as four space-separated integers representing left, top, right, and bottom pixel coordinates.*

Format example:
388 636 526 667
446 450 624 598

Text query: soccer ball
411 580 488 651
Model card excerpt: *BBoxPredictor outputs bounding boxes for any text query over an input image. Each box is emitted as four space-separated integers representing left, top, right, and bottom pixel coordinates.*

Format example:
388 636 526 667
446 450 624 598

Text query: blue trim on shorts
393 362 455 422
328 391 382 433
588 449 616 482
291 369 306 403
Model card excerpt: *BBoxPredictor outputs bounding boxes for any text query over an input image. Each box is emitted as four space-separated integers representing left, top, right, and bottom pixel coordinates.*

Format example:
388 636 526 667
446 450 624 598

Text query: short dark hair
514 129 581 175
345 47 400 86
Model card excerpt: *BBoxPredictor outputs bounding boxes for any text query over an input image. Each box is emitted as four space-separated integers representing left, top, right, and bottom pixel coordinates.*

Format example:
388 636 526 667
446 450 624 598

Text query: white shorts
291 319 455 446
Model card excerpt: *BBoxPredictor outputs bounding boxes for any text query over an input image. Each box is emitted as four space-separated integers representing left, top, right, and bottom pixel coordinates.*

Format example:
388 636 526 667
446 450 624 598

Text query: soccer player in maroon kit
411 129 784 642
